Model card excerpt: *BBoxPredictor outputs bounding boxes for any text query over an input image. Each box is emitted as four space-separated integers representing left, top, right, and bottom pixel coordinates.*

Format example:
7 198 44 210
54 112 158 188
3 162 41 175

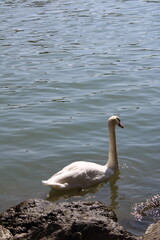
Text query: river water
0 0 160 236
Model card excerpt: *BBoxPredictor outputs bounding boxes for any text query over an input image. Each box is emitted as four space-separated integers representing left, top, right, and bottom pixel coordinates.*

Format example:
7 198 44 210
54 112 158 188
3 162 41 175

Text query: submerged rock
0 199 137 240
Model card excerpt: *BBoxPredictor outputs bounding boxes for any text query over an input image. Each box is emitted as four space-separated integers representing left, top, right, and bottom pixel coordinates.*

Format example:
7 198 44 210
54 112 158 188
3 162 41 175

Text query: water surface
0 0 160 236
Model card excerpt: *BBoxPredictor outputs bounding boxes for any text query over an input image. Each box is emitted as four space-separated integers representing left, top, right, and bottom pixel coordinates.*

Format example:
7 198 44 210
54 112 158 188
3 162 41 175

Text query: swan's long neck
106 122 118 170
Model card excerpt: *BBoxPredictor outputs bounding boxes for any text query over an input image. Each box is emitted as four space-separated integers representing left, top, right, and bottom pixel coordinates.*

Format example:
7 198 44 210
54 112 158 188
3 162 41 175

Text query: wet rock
0 199 137 240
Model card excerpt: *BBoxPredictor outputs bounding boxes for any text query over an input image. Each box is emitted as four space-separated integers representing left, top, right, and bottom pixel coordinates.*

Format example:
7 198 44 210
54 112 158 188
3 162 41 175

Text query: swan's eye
116 118 121 123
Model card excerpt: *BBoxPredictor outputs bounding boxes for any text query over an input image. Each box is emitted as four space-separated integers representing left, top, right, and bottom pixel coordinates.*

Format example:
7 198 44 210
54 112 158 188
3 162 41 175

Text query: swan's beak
118 123 124 128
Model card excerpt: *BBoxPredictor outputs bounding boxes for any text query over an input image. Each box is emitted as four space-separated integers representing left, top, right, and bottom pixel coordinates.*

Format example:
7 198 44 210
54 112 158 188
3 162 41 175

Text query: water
0 0 160 236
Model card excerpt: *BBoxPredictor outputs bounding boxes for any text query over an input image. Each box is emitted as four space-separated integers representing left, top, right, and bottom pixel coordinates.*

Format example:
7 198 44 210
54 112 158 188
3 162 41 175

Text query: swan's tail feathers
42 180 68 189
42 180 50 186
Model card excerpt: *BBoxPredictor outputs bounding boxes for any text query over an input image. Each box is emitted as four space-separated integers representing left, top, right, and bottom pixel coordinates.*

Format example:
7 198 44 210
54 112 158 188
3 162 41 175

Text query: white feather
42 115 124 190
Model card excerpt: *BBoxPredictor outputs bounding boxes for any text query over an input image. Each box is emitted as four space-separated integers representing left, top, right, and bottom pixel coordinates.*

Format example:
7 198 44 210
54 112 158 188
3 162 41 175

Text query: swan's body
42 116 124 190
42 161 114 189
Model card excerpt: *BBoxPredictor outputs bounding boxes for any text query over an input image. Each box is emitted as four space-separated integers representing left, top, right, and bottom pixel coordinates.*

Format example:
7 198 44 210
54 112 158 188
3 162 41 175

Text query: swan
42 115 124 190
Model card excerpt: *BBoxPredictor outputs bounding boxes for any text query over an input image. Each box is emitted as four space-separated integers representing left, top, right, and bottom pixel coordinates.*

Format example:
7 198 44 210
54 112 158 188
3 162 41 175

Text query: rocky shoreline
0 199 159 240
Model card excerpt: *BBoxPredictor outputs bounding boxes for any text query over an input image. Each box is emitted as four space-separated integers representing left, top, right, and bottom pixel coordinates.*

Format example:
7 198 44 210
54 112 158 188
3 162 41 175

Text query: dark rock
0 199 138 240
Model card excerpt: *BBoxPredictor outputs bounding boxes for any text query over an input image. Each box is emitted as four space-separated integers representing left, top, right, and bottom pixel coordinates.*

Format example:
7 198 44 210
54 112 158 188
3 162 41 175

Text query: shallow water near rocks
0 0 160 236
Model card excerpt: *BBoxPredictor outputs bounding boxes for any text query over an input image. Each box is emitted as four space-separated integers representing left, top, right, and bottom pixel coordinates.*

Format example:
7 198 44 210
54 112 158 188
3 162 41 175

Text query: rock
0 225 12 240
0 199 137 240
141 221 160 240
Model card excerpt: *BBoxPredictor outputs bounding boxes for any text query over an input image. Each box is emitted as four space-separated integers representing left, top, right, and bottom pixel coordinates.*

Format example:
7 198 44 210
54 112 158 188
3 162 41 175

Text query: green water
0 0 159 236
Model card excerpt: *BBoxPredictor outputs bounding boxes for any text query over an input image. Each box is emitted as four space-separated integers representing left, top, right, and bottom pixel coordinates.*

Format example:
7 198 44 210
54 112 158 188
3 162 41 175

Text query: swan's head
108 115 124 128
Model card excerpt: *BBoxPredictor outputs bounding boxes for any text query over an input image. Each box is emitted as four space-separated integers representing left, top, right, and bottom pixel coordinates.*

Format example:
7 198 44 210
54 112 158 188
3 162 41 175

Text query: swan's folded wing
42 161 113 189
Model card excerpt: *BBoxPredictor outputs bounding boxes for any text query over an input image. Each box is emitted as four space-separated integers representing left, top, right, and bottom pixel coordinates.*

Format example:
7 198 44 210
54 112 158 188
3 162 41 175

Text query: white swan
42 115 124 190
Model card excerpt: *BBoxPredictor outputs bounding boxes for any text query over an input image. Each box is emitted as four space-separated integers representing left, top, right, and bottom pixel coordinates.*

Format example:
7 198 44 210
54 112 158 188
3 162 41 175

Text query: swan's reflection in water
46 170 120 210
108 171 120 210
